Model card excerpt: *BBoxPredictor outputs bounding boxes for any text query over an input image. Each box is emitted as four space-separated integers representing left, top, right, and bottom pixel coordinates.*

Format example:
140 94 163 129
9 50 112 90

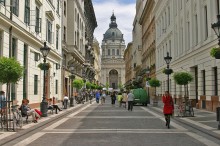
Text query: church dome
103 13 124 41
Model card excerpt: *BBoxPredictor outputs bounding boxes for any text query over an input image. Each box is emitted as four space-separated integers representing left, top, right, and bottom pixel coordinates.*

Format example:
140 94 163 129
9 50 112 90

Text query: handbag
35 109 42 116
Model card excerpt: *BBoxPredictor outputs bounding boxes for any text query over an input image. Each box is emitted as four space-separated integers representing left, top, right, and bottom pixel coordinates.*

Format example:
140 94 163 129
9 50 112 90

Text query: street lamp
146 66 150 105
211 14 220 130
69 64 74 107
164 52 172 94
211 15 220 46
40 42 50 117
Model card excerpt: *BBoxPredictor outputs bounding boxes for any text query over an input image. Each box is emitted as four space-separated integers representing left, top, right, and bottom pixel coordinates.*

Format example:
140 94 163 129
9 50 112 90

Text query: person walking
111 92 116 106
101 91 106 105
127 90 134 111
117 92 123 107
162 91 174 129
95 90 100 104
122 91 128 108
63 95 69 109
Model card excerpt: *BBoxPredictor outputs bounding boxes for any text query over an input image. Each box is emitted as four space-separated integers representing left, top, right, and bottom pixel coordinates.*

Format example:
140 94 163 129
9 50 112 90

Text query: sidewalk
0 100 91 132
148 100 220 135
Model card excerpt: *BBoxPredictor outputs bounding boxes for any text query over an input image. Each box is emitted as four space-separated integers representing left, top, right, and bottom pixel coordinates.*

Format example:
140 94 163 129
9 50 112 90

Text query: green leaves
72 79 84 89
173 72 193 85
0 57 23 84
148 78 161 87
210 47 220 57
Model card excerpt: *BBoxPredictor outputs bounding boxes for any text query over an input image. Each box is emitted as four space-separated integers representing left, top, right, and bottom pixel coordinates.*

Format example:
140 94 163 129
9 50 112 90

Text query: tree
0 57 23 130
86 82 91 89
72 79 84 90
173 72 193 102
0 57 23 100
105 82 110 90
148 78 161 99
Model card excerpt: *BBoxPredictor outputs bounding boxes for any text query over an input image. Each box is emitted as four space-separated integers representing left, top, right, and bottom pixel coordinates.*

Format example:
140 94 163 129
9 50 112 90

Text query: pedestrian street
1 97 220 146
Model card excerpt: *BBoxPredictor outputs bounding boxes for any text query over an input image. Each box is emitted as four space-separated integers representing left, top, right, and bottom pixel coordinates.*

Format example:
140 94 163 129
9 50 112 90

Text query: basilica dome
103 13 124 41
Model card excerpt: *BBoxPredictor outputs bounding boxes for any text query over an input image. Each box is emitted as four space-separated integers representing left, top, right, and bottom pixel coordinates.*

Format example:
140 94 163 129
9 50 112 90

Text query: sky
92 0 136 46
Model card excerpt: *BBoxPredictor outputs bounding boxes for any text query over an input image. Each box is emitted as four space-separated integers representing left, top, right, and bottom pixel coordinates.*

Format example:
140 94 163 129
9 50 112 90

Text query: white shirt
64 96 69 100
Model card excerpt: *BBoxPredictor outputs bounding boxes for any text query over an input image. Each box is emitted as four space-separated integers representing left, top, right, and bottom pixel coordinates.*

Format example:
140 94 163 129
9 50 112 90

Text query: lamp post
40 42 50 117
164 52 172 94
69 64 74 107
211 14 220 130
146 66 150 105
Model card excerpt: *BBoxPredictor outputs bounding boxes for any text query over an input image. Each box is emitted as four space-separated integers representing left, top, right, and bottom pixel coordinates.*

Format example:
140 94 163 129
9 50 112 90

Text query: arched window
112 49 115 55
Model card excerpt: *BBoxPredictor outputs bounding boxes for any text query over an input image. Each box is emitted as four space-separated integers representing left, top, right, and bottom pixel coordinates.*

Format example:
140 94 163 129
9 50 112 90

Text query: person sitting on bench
48 98 62 114
20 99 40 123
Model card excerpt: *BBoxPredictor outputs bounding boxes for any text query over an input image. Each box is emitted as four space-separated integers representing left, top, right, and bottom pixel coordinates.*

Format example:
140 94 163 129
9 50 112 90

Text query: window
112 32 114 36
63 26 66 42
0 0 5 6
217 0 220 15
112 49 115 55
23 44 27 99
108 49 110 55
117 49 119 55
169 40 171 56
56 0 59 14
12 0 19 16
204 6 208 40
194 14 198 45
202 70 206 95
56 80 58 94
214 67 218 95
35 7 41 33
64 1 66 16
168 7 170 25
24 0 30 25
12 38 17 58
56 28 59 50
34 75 38 95
46 19 52 43
187 21 190 50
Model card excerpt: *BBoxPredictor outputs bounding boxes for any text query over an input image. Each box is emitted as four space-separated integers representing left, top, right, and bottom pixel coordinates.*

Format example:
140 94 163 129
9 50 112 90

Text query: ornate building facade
101 13 125 89
0 0 62 107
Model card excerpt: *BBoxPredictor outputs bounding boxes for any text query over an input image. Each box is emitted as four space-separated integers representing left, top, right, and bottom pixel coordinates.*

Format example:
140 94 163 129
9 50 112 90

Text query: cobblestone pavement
1 97 220 146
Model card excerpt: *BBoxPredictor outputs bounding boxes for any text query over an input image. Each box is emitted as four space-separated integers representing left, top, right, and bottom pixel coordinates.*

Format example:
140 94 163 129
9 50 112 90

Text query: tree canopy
72 79 84 89
148 78 161 87
173 72 193 85
0 57 23 84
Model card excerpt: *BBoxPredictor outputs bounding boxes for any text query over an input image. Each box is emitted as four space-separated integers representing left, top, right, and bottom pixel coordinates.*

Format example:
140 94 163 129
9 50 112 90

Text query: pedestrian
127 90 134 111
0 91 6 113
162 91 174 128
122 91 128 108
63 94 69 109
111 91 116 106
101 91 106 105
117 92 123 107
95 90 100 103
47 98 62 114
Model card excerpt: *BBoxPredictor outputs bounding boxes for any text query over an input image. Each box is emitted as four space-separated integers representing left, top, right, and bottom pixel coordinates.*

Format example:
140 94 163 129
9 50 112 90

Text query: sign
146 81 150 87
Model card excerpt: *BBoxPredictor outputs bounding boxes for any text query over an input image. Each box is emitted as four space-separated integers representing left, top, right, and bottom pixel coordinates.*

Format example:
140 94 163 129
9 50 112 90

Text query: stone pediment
102 58 124 64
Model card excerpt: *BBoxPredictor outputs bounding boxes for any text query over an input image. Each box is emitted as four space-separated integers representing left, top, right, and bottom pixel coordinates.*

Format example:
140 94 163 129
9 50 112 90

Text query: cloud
93 0 136 46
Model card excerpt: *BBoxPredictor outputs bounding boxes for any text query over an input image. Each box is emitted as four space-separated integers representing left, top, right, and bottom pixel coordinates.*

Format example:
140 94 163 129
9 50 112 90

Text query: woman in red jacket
162 91 174 128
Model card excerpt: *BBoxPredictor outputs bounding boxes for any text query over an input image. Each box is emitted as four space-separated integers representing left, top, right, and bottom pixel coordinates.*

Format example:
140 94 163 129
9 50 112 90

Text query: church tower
101 13 125 89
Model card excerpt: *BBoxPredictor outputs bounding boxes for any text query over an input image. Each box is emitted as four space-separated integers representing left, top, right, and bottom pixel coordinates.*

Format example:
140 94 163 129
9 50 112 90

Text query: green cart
132 88 149 106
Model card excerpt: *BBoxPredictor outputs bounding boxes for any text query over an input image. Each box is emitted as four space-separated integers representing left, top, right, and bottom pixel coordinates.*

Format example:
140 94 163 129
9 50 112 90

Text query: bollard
216 107 220 130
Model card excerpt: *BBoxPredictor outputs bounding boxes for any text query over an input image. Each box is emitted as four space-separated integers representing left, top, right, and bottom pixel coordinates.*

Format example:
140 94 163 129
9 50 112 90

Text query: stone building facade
101 13 125 89
0 0 62 107
93 38 101 84
124 42 133 88
155 0 220 111
139 0 156 97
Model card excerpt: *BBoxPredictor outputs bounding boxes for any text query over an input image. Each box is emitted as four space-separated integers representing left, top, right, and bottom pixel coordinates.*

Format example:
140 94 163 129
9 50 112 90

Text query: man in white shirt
63 95 69 109
127 90 134 111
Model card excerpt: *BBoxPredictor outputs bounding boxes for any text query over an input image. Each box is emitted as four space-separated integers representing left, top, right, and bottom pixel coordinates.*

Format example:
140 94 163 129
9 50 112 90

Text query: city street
0 97 220 146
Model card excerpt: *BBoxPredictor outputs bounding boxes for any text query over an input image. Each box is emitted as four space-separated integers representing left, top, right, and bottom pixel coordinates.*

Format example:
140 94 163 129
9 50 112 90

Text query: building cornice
0 13 62 60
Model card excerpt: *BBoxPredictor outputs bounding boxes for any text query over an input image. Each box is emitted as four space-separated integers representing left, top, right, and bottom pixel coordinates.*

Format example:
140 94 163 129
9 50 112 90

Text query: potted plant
148 78 161 107
72 79 84 90
210 47 220 59
162 68 173 75
0 57 23 129
173 72 193 115
38 62 51 70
